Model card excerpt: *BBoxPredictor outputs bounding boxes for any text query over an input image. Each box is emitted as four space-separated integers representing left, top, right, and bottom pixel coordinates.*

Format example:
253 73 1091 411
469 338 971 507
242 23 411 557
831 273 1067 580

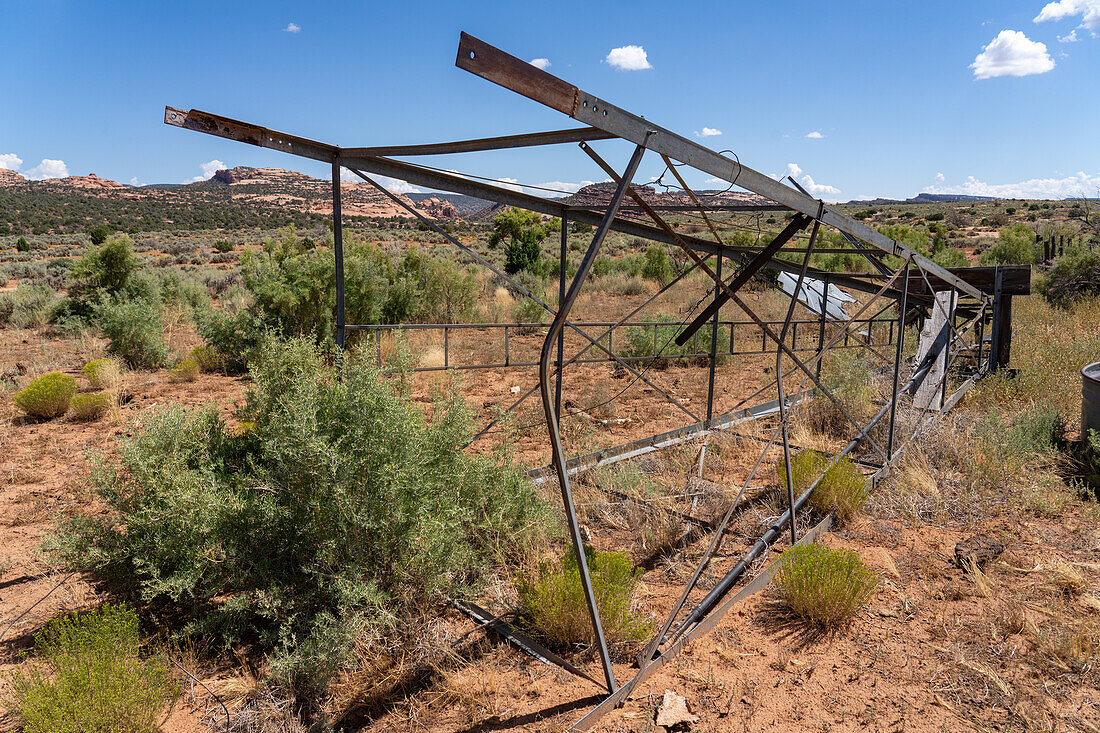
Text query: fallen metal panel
341 127 614 157
454 32 986 303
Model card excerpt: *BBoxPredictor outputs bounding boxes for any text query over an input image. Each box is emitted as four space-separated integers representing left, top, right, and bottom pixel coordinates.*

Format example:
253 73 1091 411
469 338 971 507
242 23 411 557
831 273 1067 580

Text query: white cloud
800 175 841 198
1059 29 1081 41
494 177 524 193
605 45 652 71
283 22 300 33
25 159 69 180
694 127 722 138
1034 0 1100 29
529 58 551 70
781 163 840 199
805 130 825 139
188 159 225 182
0 153 22 171
531 180 595 195
935 172 945 182
971 30 1054 79
129 177 140 186
923 171 1100 199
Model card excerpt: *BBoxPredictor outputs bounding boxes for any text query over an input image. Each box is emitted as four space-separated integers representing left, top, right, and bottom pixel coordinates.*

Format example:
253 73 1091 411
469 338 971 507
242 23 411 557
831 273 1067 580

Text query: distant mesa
0 168 26 186
846 193 997 205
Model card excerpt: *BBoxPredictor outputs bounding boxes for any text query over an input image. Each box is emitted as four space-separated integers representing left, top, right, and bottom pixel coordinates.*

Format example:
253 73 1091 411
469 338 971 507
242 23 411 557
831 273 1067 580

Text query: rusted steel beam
341 127 615 157
454 32 986 303
674 215 812 346
163 106 911 302
164 107 336 162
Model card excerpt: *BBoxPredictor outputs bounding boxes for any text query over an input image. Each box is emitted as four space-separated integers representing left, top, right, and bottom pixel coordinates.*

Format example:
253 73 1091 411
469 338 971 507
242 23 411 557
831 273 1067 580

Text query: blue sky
2 0 1098 201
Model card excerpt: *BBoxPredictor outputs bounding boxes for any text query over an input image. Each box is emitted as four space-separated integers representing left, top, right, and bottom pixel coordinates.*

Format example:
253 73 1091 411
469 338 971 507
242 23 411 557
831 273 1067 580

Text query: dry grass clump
3 604 177 733
13 372 77 419
169 356 200 382
516 546 650 655
772 543 878 630
190 345 223 373
81 357 124 390
777 449 869 523
69 393 111 422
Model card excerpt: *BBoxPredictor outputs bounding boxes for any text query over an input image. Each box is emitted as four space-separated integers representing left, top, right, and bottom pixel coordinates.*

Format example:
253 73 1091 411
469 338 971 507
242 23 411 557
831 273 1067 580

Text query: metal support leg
332 158 346 348
886 259 911 460
705 253 722 426
556 213 567 426
540 141 648 693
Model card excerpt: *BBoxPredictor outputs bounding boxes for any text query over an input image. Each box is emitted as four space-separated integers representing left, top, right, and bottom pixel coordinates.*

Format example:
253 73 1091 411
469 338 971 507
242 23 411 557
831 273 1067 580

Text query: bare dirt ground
2 321 1098 732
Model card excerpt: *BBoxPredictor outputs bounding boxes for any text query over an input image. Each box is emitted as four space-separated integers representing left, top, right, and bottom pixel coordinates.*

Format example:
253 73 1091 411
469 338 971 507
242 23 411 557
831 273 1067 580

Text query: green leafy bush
70 393 111 422
641 245 674 284
95 298 169 369
980 223 1039 265
778 450 868 523
16 236 30 252
169 357 199 382
516 546 649 654
620 313 729 368
214 239 233 253
1037 251 1100 308
14 373 77 418
4 604 175 733
50 337 549 697
194 308 267 374
82 357 123 390
772 543 877 629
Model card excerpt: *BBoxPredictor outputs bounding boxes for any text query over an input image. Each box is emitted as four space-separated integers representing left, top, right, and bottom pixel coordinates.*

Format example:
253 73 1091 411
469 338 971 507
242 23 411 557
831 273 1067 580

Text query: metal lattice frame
164 32 1028 724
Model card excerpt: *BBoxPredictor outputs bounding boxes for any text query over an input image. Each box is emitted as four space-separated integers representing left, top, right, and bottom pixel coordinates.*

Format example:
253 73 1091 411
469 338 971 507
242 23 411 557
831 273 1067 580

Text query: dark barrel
1084 362 1100 439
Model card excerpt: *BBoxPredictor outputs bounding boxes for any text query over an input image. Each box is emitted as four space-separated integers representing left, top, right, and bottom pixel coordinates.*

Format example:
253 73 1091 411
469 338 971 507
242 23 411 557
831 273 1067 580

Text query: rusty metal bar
341 127 614 157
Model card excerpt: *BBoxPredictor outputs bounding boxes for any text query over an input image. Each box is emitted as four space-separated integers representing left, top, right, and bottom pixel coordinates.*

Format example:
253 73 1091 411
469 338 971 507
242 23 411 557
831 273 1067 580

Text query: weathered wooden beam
907 265 1030 296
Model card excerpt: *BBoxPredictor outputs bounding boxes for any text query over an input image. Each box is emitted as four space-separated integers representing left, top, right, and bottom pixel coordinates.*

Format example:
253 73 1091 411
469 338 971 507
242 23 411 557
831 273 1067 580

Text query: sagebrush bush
773 543 877 629
1037 251 1100 308
194 308 266 374
49 337 550 698
82 357 123 390
95 298 169 368
70 393 111 422
778 450 869 523
3 604 177 733
621 313 729 368
169 356 199 382
516 546 650 655
14 373 77 418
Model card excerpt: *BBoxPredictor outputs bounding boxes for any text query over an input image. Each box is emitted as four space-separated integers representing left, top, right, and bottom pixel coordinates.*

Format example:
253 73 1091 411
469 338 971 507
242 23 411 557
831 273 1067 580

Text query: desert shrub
979 402 1066 458
980 223 1039 265
157 270 210 311
214 239 233 253
1038 251 1100 308
49 337 549 698
68 234 139 302
516 546 649 654
189 344 222 372
14 373 77 419
169 357 199 382
82 357 123 390
0 283 61 329
88 225 111 246
641 245 674 284
778 450 869 523
194 308 267 374
16 236 30 252
772 543 877 629
591 256 613 278
620 313 729 367
95 298 169 369
70 393 111 422
3 604 175 733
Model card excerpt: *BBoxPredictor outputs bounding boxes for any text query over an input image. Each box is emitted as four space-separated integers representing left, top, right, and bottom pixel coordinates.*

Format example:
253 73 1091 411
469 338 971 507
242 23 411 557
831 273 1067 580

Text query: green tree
489 207 547 275
88 225 111 246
